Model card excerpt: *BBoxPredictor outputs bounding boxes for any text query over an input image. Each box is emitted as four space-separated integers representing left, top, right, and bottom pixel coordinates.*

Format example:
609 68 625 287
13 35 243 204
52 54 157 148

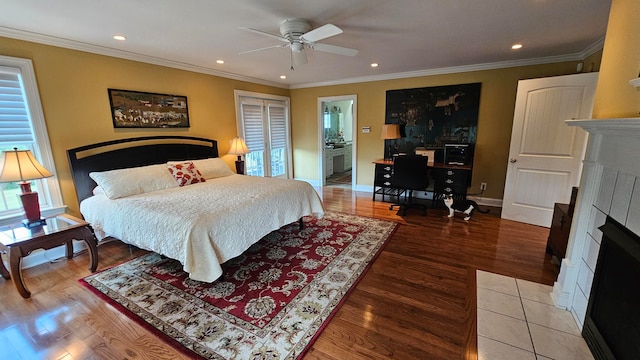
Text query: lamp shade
228 137 250 155
380 124 401 140
0 148 53 183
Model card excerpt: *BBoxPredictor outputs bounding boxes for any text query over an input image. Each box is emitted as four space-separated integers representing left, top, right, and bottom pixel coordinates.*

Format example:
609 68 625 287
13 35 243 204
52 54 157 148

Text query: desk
372 159 472 203
372 159 405 201
431 163 473 203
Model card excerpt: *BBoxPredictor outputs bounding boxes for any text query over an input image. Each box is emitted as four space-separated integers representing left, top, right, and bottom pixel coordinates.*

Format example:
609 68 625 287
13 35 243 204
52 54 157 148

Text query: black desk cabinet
433 167 469 202
373 160 471 204
373 162 404 201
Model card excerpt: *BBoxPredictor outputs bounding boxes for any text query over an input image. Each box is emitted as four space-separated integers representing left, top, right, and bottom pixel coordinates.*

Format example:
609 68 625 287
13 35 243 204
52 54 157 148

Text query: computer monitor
444 144 469 165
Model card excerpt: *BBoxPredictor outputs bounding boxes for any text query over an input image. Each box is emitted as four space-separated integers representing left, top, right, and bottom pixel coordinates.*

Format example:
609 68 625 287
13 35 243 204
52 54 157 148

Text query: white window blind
236 92 291 178
0 56 64 224
0 68 34 144
268 103 287 150
241 102 265 152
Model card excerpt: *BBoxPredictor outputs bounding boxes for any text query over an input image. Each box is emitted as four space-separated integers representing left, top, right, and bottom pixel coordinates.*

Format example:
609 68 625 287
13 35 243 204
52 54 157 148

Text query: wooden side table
0 214 98 298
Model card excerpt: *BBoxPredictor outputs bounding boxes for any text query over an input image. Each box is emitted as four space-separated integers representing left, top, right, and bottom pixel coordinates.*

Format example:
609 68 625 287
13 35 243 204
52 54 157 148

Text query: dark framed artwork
108 89 190 128
385 82 481 159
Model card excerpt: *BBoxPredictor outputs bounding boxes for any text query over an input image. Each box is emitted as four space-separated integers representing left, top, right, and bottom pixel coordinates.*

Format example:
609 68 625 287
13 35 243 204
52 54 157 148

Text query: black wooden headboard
67 136 219 203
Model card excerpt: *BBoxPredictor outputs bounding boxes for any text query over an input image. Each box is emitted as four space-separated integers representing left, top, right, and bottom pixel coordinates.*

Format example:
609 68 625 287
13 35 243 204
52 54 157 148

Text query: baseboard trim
467 196 503 208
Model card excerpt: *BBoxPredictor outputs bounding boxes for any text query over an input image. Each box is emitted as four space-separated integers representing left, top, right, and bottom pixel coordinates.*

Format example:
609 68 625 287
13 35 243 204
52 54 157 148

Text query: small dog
444 194 489 221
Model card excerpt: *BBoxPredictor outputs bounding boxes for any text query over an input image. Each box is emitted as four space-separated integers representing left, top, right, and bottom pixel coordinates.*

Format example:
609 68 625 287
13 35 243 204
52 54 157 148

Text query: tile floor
476 270 594 360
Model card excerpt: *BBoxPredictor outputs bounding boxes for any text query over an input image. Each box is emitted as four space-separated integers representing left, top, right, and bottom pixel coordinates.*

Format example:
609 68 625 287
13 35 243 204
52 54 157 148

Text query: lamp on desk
228 137 250 175
380 124 401 160
0 148 53 227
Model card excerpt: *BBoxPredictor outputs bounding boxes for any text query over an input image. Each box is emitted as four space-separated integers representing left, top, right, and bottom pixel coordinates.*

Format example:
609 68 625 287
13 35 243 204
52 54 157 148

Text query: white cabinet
343 144 352 171
324 148 333 178
333 147 345 173
325 144 352 178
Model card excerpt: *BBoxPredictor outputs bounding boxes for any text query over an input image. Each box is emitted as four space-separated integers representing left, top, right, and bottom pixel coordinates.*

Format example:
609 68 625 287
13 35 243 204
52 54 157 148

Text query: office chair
389 155 430 216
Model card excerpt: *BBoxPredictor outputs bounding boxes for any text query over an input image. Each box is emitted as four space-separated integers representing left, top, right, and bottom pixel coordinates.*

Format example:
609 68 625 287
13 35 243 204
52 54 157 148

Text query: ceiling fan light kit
239 18 358 70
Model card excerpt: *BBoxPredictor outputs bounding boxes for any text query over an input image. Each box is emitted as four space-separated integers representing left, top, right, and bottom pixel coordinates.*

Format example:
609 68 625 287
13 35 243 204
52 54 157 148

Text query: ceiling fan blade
292 48 308 66
300 24 342 43
239 44 287 55
238 27 289 43
311 43 358 56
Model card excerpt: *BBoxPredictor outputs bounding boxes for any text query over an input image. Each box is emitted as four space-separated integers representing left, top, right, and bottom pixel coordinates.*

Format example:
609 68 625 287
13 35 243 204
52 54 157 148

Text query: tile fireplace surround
552 118 640 331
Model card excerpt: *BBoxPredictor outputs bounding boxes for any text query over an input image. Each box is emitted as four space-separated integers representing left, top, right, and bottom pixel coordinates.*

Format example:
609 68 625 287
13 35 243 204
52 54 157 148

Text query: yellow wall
0 36 289 215
1 34 608 214
291 61 593 199
592 0 640 118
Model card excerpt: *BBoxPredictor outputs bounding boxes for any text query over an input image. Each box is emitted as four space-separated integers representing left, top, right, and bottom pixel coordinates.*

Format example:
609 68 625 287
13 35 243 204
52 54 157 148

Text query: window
0 56 63 223
235 91 291 178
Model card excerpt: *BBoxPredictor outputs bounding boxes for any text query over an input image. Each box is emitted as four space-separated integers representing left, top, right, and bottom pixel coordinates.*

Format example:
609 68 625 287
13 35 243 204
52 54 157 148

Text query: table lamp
228 137 250 175
0 148 53 227
380 124 401 160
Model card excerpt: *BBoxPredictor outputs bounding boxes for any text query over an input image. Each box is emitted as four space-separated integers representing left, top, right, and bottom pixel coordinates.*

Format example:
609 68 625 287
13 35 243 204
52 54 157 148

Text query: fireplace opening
583 217 640 360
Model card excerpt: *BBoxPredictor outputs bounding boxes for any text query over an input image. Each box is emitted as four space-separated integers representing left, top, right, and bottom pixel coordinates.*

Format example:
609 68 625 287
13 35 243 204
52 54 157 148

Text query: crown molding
1 26 605 91
0 26 288 89
579 37 606 58
290 53 587 89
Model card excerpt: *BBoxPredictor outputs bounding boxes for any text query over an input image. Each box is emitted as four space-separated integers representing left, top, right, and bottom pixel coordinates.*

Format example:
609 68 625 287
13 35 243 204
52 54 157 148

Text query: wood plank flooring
0 187 558 359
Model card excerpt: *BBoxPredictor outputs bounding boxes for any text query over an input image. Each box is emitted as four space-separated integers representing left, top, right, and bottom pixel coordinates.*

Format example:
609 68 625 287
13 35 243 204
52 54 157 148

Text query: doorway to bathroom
317 95 357 188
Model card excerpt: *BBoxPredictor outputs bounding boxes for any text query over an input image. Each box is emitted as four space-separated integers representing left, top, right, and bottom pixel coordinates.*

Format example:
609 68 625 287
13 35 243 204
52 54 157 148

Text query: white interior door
501 72 598 227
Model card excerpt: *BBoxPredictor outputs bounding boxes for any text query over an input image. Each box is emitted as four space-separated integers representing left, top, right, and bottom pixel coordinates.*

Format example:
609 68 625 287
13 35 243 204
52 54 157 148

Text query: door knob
510 158 517 163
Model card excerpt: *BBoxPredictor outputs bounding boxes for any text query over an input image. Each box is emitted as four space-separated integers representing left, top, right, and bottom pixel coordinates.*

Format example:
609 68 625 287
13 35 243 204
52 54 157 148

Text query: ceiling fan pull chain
290 50 295 71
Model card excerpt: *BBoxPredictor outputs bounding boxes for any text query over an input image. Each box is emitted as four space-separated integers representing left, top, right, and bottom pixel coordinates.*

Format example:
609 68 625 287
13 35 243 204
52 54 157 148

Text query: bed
67 136 324 282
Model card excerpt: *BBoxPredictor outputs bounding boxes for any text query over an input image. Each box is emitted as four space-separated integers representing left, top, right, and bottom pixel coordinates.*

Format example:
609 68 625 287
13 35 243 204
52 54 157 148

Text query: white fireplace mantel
567 117 640 136
552 117 640 329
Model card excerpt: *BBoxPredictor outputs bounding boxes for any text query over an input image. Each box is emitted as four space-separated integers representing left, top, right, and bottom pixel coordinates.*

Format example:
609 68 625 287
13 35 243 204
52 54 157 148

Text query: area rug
80 212 397 359
326 170 352 185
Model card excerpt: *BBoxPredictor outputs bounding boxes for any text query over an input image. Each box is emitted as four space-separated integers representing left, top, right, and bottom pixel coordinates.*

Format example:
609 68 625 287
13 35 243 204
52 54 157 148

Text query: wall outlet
480 182 487 191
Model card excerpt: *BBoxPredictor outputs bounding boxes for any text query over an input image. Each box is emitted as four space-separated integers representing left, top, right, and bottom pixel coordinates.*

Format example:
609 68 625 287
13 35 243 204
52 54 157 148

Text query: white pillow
169 158 233 179
89 164 178 199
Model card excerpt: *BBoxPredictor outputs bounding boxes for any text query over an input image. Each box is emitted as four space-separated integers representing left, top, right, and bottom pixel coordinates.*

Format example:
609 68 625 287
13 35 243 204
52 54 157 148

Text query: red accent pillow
166 162 206 186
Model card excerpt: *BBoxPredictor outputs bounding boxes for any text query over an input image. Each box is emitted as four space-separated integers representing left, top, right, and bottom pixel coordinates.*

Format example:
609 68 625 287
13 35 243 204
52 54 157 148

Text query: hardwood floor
0 187 558 359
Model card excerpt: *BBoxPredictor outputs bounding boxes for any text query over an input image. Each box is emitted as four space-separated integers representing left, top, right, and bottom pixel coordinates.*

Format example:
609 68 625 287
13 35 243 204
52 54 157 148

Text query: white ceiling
0 0 611 89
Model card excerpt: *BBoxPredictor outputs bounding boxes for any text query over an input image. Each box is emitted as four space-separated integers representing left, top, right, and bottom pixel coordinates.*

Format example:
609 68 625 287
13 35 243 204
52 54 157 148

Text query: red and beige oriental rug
81 212 397 359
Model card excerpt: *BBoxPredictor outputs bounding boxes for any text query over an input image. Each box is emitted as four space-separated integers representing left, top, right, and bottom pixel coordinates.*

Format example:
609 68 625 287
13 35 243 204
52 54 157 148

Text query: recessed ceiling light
113 35 126 41
371 63 379 68
280 75 286 79
511 44 523 50
216 60 224 64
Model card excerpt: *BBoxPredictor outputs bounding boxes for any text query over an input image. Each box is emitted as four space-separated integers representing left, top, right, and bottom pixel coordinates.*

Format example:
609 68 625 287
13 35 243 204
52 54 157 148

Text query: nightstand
0 214 98 298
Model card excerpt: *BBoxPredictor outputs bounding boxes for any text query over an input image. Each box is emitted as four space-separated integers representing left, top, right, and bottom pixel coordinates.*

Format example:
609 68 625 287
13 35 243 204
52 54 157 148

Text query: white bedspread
80 175 324 282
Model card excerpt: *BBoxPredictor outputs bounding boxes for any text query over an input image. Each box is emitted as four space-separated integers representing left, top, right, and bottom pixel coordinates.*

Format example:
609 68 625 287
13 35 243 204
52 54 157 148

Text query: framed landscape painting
108 89 190 128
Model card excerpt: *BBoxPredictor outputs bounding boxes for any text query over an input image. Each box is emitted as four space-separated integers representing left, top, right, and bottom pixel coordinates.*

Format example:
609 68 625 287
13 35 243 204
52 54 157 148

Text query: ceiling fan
239 19 358 70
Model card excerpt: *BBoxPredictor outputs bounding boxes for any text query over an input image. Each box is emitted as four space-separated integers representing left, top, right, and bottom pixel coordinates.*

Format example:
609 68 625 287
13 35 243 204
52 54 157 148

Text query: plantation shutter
268 103 287 150
236 93 290 178
0 68 34 144
240 101 265 152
